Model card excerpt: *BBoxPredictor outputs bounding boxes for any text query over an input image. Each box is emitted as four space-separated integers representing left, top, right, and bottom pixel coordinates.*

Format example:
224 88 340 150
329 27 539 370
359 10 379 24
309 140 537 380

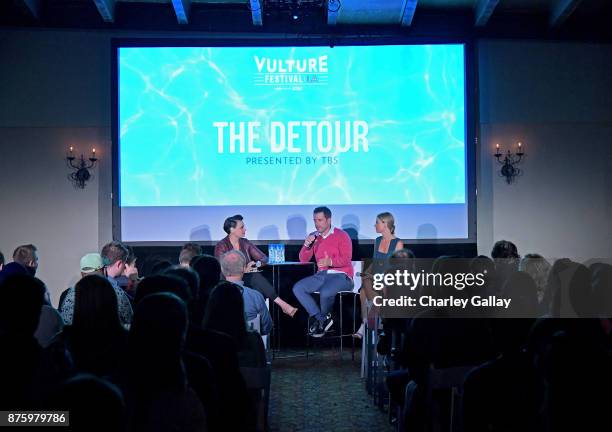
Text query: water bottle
269 244 277 264
278 244 285 263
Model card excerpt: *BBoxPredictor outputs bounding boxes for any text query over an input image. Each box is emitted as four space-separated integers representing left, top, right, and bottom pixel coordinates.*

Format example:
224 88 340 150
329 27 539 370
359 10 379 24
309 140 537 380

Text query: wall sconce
494 142 525 184
66 146 98 188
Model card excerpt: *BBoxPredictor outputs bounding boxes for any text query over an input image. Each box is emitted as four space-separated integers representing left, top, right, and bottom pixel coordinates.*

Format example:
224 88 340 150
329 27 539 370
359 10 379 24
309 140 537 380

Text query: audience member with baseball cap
59 243 133 327
80 253 104 277
58 253 104 310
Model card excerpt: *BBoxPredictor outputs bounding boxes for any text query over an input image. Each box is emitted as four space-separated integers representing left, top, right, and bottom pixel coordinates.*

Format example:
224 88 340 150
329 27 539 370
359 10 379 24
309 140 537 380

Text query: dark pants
292 271 353 322
243 271 278 301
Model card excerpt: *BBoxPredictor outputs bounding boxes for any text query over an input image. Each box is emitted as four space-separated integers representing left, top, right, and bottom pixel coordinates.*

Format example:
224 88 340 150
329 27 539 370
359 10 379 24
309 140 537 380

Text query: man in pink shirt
293 207 354 337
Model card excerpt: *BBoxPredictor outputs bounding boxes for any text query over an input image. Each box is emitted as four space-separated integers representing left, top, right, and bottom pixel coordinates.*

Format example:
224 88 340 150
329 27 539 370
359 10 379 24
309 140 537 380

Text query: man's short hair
101 241 129 267
220 250 246 278
179 242 202 265
491 240 519 259
125 245 137 266
12 244 37 266
223 214 244 235
313 206 331 219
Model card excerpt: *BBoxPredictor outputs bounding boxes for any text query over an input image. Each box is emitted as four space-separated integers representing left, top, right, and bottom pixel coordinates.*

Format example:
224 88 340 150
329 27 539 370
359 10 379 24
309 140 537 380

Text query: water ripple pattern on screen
119 44 466 207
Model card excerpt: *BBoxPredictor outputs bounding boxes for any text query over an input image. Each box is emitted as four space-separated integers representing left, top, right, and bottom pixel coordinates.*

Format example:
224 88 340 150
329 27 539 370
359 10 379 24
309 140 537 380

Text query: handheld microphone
356 272 373 278
306 231 321 249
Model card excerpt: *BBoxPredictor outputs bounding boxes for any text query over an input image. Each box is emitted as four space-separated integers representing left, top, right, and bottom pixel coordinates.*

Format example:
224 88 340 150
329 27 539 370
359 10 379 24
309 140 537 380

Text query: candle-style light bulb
92 148 96 158
69 146 74 154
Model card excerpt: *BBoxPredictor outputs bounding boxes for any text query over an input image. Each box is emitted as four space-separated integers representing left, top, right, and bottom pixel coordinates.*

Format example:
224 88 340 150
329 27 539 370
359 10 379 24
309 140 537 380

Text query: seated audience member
0 259 63 348
165 265 200 297
79 252 104 277
150 259 173 275
491 240 520 287
55 274 129 381
59 252 104 309
116 245 139 299
220 250 273 336
131 273 219 426
564 263 594 318
407 303 495 375
540 258 573 316
126 293 207 432
491 240 520 260
541 260 593 318
12 243 39 276
470 255 498 294
203 281 267 369
164 266 201 321
293 206 354 337
60 243 133 327
520 254 552 306
0 244 39 285
463 318 539 432
53 374 126 432
0 274 73 409
383 248 416 305
201 283 261 430
133 274 192 306
34 283 64 349
101 241 134 324
179 242 202 268
500 271 539 318
190 254 221 324
541 328 612 431
590 263 612 317
179 267 251 432
0 261 28 284
157 267 224 431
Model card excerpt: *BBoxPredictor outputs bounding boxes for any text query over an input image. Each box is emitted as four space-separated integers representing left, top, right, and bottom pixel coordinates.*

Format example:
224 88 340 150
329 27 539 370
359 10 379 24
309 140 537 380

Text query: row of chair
246 307 272 432
361 317 476 432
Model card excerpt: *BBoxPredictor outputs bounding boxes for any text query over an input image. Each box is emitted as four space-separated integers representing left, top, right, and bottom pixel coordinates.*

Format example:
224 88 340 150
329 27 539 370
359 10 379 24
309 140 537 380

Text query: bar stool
305 289 359 360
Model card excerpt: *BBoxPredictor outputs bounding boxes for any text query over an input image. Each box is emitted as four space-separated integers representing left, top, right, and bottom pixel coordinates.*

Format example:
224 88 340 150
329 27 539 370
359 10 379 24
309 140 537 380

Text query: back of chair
426 365 476 432
429 365 475 391
241 364 272 432
247 313 269 350
248 314 262 334
240 364 271 390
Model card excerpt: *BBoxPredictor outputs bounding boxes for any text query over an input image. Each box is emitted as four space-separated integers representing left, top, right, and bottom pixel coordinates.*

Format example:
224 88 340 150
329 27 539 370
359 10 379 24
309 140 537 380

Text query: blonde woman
354 212 404 339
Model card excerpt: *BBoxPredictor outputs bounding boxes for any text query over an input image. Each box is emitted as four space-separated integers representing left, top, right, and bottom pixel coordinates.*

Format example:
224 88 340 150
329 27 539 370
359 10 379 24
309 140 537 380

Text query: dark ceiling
1 0 611 41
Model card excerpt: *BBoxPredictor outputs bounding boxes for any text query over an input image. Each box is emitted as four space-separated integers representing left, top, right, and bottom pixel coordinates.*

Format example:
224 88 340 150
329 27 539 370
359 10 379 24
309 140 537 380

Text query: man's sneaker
321 313 334 333
310 325 326 338
308 317 320 336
